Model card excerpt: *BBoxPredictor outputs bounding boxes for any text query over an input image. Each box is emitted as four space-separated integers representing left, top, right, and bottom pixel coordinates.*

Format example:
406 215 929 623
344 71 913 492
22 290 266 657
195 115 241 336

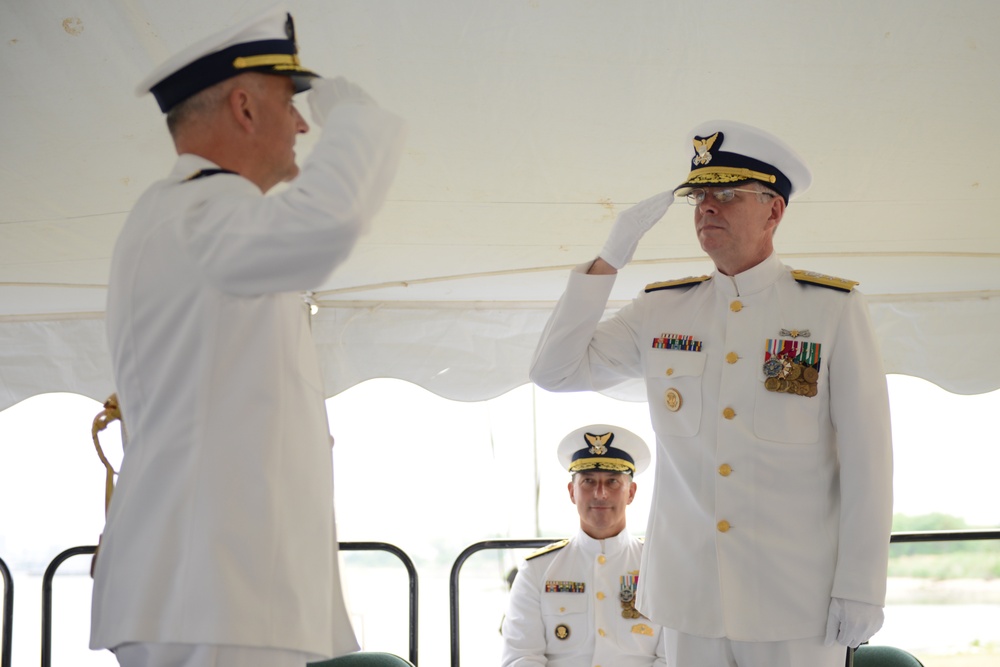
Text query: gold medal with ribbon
763 338 821 398
620 573 643 619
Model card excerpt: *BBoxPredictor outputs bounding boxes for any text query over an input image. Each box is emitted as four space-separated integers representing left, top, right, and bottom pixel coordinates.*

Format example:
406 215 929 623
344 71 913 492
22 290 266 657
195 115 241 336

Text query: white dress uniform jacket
529 254 893 642
91 103 406 659
502 529 667 667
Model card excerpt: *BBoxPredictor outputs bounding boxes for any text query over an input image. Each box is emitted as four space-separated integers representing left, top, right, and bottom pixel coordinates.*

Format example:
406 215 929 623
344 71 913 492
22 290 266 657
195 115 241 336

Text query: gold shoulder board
791 269 858 292
644 275 711 293
526 539 570 560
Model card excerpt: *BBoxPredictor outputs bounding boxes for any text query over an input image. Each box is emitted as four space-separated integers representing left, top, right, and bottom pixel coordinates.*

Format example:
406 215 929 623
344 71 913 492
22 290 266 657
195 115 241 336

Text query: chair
853 644 925 667
309 651 416 667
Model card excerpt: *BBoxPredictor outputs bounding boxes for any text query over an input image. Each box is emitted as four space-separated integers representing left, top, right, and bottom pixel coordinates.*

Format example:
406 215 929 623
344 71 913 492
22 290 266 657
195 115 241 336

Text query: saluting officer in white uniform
90 6 406 667
530 121 893 667
501 424 667 667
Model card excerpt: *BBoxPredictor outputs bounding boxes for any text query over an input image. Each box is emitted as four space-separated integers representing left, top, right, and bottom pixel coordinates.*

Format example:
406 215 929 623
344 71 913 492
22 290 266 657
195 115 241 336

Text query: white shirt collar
574 527 631 556
714 252 785 297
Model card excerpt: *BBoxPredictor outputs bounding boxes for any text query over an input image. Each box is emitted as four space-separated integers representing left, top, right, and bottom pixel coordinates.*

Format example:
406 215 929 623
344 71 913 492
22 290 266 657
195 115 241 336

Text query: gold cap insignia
584 431 613 455
693 132 720 166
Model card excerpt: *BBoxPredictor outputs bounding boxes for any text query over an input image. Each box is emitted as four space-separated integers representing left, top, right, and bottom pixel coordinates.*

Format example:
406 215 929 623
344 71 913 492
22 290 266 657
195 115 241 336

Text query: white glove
598 191 673 269
824 597 884 648
307 77 377 127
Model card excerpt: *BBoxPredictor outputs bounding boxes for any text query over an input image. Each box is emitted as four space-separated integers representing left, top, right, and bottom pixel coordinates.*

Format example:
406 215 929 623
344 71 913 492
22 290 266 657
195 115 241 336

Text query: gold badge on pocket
631 623 654 636
664 388 682 412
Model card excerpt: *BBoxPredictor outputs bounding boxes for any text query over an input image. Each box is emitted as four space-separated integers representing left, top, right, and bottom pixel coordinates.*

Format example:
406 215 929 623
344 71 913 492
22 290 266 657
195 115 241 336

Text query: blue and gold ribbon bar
652 333 703 351
545 580 586 593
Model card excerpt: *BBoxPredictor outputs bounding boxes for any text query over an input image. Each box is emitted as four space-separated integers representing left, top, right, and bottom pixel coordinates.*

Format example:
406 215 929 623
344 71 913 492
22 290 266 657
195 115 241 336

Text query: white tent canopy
2 0 999 412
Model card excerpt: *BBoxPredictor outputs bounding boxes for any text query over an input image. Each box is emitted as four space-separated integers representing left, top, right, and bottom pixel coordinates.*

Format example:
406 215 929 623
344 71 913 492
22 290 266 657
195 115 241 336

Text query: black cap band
151 39 317 112
679 150 792 202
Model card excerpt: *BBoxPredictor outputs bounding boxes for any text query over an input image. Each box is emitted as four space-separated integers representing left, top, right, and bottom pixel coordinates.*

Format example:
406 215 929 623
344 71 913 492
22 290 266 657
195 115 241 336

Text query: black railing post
448 538 556 667
339 541 420 665
41 545 96 667
1 556 13 667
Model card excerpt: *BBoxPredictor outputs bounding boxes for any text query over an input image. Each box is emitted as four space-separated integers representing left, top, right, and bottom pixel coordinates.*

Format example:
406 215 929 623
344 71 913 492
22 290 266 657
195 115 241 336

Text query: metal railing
40 542 419 667
22 529 1000 667
40 546 93 667
339 541 419 665
447 530 1000 667
889 529 1000 544
449 538 555 667
1 555 12 667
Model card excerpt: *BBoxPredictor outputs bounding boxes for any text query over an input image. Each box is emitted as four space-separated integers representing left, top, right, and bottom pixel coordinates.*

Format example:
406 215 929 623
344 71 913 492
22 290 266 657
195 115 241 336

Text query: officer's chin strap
90 393 126 577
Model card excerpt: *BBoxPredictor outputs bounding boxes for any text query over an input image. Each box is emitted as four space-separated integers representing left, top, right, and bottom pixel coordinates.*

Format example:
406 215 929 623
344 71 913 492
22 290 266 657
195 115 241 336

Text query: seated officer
501 425 667 666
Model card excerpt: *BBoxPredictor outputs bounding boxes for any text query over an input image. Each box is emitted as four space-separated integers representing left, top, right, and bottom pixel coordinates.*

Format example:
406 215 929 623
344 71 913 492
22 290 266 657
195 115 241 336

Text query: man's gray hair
748 181 781 203
165 75 262 138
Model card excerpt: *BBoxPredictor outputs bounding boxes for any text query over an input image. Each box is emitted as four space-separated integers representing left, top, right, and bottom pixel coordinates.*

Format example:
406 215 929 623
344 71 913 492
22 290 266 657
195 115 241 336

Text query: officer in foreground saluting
501 424 666 666
90 5 406 666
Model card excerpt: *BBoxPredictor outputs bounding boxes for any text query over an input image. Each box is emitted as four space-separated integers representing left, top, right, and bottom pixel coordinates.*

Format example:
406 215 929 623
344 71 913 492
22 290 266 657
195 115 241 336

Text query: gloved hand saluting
307 77 377 128
598 191 673 270
824 597 884 648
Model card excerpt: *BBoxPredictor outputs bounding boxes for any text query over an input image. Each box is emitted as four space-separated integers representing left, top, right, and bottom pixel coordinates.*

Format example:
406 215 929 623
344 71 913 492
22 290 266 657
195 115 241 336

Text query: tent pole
531 384 540 537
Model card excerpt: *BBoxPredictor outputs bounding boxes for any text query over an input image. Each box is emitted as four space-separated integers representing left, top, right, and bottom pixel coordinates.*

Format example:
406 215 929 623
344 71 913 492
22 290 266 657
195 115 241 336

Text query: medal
763 338 822 398
763 358 784 378
620 573 642 619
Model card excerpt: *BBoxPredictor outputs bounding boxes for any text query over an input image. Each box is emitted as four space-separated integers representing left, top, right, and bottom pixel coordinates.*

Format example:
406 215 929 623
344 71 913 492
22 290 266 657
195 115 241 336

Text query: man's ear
767 194 786 231
228 86 255 133
627 480 637 505
567 479 576 505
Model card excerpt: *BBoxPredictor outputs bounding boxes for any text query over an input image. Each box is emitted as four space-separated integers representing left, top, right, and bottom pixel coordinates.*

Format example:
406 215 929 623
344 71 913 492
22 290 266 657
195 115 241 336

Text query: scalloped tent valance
2 1 998 412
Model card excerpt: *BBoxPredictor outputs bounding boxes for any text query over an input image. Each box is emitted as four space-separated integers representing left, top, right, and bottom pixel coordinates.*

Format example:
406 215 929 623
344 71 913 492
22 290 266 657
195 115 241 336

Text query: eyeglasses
684 188 775 206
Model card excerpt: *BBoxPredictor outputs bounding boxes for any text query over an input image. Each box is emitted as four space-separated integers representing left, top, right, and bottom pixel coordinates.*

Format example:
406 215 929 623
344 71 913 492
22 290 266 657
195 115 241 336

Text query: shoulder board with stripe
644 275 711 293
525 539 570 560
791 269 858 292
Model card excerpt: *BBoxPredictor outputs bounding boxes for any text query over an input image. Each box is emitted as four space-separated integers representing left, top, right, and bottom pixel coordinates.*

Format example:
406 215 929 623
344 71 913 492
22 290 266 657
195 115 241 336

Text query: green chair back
309 651 416 667
854 645 925 667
